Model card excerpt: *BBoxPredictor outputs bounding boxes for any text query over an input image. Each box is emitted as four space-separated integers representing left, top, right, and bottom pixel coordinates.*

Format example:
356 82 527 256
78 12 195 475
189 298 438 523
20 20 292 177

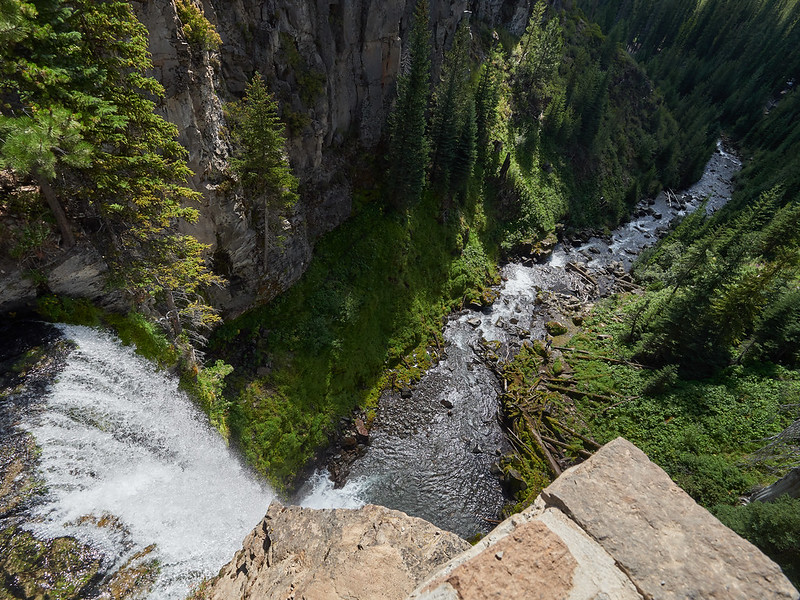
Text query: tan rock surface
410 498 642 600
541 437 799 600
202 502 470 600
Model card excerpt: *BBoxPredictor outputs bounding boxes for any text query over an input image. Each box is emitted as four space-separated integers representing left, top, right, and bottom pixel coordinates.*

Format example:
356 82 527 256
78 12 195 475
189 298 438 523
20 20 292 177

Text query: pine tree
0 0 225 337
385 0 431 210
227 73 298 269
513 0 564 118
429 18 472 201
450 97 477 201
474 54 501 175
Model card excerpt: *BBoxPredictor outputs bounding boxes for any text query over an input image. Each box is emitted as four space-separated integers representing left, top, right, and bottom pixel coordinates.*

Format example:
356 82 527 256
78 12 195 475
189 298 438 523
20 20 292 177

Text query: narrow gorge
2 0 800 597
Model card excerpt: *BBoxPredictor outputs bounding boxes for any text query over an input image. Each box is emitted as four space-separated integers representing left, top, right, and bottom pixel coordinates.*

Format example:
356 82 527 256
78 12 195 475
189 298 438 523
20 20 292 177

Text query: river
0 142 740 598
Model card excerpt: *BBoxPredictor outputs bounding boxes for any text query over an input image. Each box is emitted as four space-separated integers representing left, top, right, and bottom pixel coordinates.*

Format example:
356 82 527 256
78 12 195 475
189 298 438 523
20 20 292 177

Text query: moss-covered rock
545 320 568 336
0 527 101 600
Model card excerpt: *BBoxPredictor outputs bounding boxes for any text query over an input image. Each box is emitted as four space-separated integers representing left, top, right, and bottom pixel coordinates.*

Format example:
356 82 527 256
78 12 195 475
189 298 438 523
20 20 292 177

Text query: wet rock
342 436 358 449
204 503 470 600
441 398 454 409
653 212 663 220
355 417 370 442
503 468 527 494
544 321 568 336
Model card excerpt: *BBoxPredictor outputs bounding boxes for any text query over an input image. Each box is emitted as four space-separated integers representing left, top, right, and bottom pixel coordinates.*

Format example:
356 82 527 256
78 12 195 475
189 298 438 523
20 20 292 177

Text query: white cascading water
24 325 274 599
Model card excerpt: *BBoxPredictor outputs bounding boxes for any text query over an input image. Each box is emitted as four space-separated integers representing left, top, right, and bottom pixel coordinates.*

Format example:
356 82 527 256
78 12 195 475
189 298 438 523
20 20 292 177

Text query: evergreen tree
429 18 472 202
474 53 501 175
513 0 564 119
0 0 225 336
385 0 431 210
227 73 298 269
450 97 477 201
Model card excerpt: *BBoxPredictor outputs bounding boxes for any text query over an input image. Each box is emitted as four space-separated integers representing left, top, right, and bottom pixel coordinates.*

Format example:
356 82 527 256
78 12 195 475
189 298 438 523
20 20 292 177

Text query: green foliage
430 18 477 205
0 108 92 179
182 359 234 437
209 189 497 488
566 295 798 510
0 0 223 338
385 0 431 209
36 295 103 327
512 0 563 119
227 73 298 268
576 0 800 183
714 496 800 586
176 0 222 51
630 186 800 376
104 312 180 368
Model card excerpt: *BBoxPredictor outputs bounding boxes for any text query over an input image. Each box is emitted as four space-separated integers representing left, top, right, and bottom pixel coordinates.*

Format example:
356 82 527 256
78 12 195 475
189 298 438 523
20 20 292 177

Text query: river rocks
201 503 470 600
544 320 568 336
409 438 798 600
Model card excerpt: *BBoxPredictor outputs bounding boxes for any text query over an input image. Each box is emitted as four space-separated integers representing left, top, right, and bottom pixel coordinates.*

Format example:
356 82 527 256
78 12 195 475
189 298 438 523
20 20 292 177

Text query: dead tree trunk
37 175 75 248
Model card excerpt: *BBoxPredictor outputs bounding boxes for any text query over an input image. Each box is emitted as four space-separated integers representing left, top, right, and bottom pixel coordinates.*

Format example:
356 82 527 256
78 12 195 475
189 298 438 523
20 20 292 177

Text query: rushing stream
1 142 740 597
4 325 274 599
314 140 742 537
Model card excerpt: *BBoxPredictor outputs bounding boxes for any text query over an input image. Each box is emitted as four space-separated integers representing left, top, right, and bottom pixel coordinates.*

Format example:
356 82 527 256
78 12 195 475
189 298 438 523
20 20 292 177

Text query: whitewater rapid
23 325 271 598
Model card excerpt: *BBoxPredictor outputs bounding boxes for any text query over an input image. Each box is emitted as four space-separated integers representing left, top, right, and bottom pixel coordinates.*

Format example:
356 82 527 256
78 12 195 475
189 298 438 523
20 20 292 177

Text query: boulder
410 438 799 600
202 503 470 600
541 438 799 600
409 498 641 600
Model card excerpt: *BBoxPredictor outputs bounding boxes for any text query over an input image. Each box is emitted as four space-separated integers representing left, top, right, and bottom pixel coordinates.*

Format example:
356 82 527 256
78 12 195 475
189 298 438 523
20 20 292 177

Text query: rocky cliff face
201 439 799 600
0 0 529 315
134 0 532 316
202 503 470 600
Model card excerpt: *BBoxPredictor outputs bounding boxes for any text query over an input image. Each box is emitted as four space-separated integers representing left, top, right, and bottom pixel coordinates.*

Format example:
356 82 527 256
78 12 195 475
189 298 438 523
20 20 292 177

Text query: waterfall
23 325 273 599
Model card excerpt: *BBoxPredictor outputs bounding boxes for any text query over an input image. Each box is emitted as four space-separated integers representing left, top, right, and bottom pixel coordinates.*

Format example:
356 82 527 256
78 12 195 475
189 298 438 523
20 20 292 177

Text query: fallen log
541 435 593 459
544 382 619 403
566 262 598 285
543 417 602 450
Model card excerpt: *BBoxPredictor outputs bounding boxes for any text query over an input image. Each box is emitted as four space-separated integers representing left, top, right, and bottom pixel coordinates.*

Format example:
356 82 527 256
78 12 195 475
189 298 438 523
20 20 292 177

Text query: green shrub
182 359 233 438
715 496 800 586
105 312 179 367
36 295 103 327
176 0 222 51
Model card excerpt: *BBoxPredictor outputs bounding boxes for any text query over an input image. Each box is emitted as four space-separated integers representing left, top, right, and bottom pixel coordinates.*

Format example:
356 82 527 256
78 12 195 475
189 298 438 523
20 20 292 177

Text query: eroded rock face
133 0 531 316
202 502 471 600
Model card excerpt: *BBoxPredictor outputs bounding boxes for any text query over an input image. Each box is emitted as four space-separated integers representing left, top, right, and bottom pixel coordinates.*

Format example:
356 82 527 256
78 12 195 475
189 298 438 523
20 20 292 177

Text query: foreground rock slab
408 497 641 600
201 503 470 600
411 437 799 600
542 437 799 600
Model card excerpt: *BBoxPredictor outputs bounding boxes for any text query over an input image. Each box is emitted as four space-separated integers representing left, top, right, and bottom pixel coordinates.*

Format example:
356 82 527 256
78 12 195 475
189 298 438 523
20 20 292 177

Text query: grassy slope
208 189 500 487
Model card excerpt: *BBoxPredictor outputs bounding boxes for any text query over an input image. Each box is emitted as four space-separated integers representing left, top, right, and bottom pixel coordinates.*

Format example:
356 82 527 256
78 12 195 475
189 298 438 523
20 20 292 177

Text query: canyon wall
135 0 532 316
0 0 530 315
